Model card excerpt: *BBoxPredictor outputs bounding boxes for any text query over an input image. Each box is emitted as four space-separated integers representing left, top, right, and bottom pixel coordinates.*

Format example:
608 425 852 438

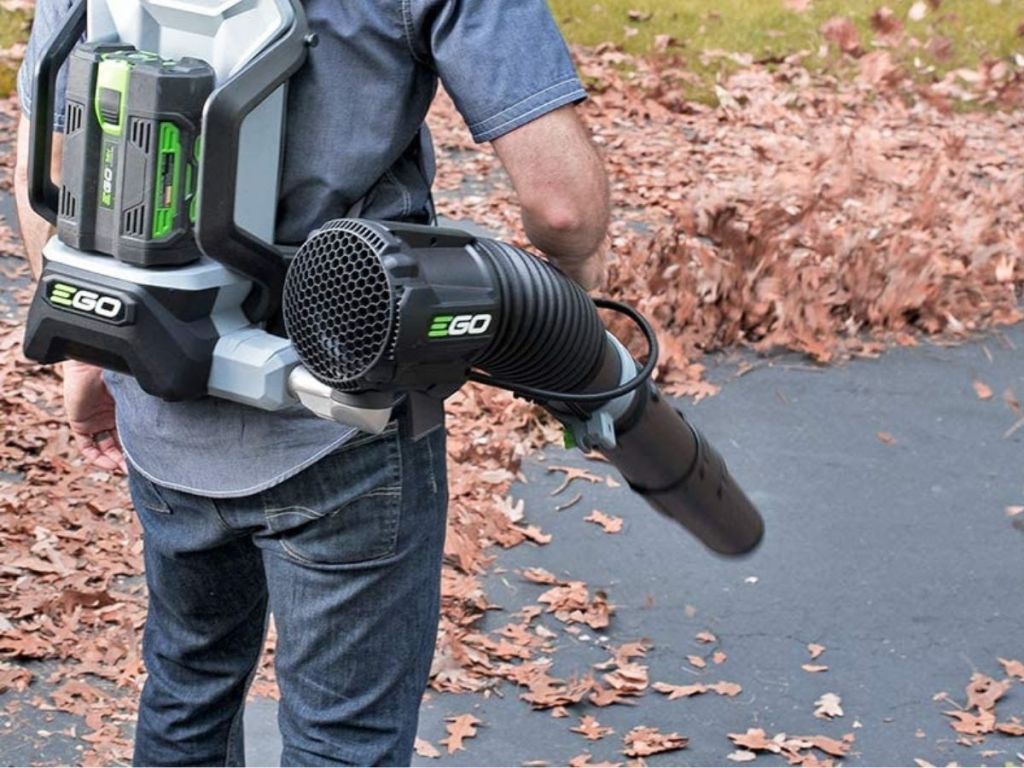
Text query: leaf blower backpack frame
23 0 765 556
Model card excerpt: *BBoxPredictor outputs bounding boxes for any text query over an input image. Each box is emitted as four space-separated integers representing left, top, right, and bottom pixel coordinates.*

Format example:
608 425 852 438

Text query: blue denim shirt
19 0 586 496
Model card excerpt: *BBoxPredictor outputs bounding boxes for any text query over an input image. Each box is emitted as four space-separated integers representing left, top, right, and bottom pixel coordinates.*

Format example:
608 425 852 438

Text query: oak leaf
440 714 481 754
571 715 614 741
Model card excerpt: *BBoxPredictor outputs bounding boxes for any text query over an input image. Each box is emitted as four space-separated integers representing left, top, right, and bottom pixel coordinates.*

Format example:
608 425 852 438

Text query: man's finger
74 432 126 473
95 433 127 474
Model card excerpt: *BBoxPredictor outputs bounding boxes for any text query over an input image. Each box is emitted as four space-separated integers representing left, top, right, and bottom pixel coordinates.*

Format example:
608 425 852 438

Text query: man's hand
492 105 610 292
62 360 126 473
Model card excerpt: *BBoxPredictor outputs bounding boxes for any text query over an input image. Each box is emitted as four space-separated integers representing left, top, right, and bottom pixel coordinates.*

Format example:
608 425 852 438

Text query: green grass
550 0 1024 101
0 9 30 99
2 2 1021 101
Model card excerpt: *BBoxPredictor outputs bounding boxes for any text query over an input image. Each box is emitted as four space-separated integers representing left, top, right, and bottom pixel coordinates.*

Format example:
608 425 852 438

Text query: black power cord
467 298 659 405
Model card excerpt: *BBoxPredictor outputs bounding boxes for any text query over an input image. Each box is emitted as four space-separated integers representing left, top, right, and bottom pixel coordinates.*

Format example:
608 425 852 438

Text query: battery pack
57 44 215 267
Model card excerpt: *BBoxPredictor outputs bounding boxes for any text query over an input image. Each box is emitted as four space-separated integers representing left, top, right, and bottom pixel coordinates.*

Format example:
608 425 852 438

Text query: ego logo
428 313 493 339
99 144 116 208
47 282 126 322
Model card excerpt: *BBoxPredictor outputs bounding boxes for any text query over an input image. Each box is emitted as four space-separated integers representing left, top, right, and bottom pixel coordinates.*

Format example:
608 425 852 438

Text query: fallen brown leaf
965 673 1010 712
944 708 996 735
998 658 1024 681
622 726 688 757
414 738 441 759
440 714 481 754
547 466 603 496
728 750 758 762
709 681 743 697
585 510 624 534
571 715 614 741
973 378 994 400
814 692 844 719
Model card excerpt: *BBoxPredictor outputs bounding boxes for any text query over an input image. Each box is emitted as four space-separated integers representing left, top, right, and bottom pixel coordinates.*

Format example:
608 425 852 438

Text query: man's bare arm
14 115 61 280
492 104 610 290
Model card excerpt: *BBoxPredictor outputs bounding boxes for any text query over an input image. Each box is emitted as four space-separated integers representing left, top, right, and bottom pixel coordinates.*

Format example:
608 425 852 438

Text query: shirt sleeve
407 0 587 143
17 0 76 131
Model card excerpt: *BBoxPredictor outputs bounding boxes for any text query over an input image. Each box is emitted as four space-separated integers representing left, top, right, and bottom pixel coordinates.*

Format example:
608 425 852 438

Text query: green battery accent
562 428 577 450
48 282 78 307
184 162 194 222
188 135 203 224
152 122 182 238
94 58 130 137
428 315 454 338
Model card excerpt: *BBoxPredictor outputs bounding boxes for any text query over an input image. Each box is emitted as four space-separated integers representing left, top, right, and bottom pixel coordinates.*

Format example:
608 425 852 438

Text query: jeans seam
400 0 426 65
267 434 403 566
133 475 172 515
279 530 394 566
265 487 403 519
223 603 270 767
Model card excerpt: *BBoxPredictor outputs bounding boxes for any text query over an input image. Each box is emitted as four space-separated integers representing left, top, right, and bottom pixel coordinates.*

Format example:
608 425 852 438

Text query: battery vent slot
59 186 77 220
123 204 147 237
65 103 84 134
129 119 152 152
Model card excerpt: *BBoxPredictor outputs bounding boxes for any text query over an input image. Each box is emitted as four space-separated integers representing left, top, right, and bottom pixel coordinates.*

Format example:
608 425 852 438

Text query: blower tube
283 219 764 555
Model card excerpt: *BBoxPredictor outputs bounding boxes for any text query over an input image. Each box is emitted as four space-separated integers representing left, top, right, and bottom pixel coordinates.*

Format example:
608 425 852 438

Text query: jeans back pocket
261 424 403 566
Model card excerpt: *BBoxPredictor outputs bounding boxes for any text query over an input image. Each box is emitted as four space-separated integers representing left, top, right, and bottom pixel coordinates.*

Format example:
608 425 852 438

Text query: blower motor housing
283 219 606 400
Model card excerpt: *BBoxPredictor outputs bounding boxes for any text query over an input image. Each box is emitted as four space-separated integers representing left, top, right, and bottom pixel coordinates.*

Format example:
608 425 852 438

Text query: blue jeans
127 415 448 767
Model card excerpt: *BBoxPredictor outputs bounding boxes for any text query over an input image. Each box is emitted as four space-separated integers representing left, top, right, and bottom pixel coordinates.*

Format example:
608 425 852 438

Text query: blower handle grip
27 0 86 226
195 1 310 324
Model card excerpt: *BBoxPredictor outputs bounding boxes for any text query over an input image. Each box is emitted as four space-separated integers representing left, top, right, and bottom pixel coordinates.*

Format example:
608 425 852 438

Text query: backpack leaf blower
282 220 764 555
21 0 764 556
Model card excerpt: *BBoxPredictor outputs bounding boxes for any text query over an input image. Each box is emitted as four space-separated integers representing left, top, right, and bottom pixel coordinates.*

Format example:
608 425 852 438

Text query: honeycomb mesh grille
283 220 395 389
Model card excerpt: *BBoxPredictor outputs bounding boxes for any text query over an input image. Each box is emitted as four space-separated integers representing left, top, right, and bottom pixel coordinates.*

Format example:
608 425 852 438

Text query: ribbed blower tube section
283 219 764 555
471 238 607 394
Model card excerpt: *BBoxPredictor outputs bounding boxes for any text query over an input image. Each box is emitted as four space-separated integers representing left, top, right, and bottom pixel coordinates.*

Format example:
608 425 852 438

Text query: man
15 0 610 764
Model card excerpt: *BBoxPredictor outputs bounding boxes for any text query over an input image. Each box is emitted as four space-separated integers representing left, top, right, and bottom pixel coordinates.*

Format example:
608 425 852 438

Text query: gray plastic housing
71 0 298 407
42 237 302 410
84 0 291 244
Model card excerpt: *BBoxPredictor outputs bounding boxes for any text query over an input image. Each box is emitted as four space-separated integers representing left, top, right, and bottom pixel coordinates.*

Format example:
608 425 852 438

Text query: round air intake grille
283 220 395 389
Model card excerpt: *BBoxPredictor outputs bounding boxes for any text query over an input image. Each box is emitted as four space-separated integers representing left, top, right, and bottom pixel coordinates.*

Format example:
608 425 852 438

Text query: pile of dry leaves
433 37 1024 397
1 13 1023 764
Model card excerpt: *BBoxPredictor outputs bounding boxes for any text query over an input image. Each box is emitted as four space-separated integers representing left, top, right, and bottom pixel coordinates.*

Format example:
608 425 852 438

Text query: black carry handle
27 0 86 225
195 0 310 324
